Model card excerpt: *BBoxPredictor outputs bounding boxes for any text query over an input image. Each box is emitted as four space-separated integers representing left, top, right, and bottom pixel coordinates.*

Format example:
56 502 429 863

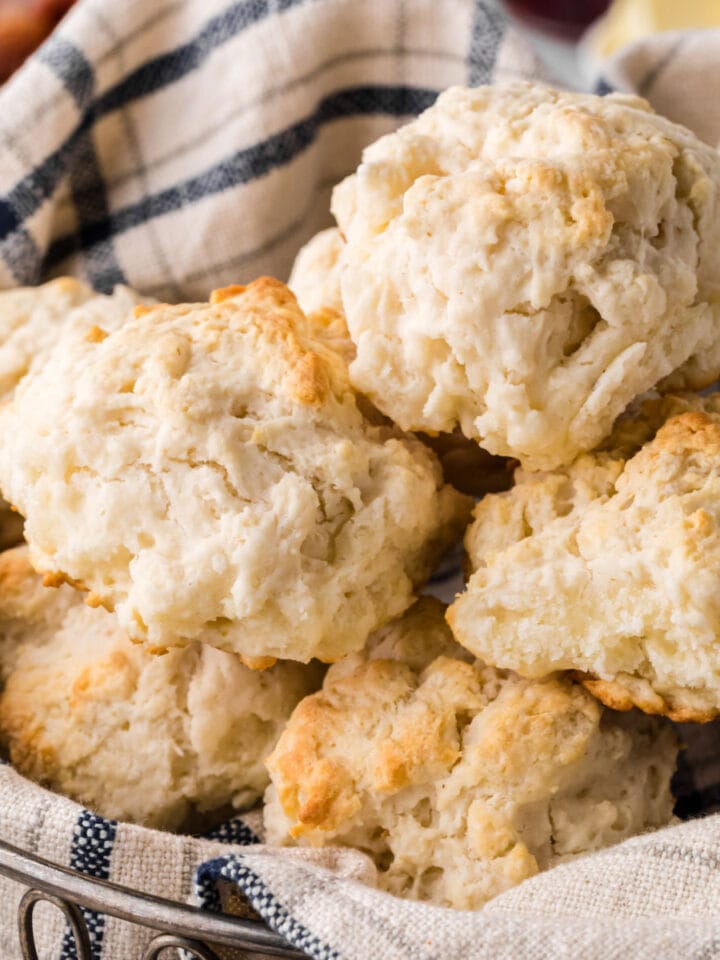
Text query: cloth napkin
1 2 720 959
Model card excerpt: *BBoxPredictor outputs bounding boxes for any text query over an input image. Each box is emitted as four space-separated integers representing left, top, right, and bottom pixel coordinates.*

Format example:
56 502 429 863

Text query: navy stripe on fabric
94 0 310 117
37 35 125 290
0 225 41 284
0 200 18 237
0 33 102 281
195 854 341 960
468 0 506 87
0 0 308 246
80 44 468 202
60 811 117 960
204 817 261 846
38 35 95 107
594 77 615 95
66 137 126 290
43 83 438 270
0 126 85 241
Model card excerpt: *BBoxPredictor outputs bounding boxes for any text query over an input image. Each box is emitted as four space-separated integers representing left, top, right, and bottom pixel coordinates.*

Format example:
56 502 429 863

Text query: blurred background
500 0 720 89
1 0 719 87
0 0 75 82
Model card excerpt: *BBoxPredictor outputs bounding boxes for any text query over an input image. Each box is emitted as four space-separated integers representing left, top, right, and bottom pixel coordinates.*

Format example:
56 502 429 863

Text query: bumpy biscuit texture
289 228 345 318
0 548 323 828
264 598 676 910
0 276 146 402
332 82 720 469
0 277 470 662
0 278 147 552
289 230 515 496
288 227 357 370
449 393 720 722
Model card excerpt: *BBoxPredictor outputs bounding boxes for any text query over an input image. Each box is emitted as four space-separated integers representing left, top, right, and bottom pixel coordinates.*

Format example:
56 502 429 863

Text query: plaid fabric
0 0 506 300
2 2 720 958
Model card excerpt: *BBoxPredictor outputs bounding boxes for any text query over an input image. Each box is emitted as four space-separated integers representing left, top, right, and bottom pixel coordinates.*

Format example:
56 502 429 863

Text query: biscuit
264 598 677 910
448 393 720 722
0 547 323 828
0 276 146 402
0 277 471 662
0 546 79 680
332 82 720 470
289 227 345 320
290 231 515 495
222 237 356 371
0 278 148 554
288 227 356 370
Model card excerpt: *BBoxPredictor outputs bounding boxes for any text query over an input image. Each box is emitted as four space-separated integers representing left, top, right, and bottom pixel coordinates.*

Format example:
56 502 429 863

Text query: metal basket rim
0 836 305 957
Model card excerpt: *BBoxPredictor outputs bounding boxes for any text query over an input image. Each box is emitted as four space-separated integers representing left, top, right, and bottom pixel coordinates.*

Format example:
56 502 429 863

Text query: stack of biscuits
0 81 719 911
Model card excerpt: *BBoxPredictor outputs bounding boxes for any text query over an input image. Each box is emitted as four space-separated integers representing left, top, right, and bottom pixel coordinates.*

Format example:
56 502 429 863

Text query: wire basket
0 838 305 960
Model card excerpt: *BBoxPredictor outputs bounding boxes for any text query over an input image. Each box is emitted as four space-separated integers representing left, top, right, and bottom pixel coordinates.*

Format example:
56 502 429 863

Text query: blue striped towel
0 0 509 300
2 1 720 958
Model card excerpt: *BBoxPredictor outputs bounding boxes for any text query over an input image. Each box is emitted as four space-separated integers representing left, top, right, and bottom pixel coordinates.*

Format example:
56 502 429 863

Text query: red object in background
503 0 612 39
34 0 76 16
0 0 76 83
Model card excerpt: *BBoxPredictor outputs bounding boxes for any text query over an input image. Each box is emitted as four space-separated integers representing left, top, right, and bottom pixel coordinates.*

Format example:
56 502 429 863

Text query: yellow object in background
595 0 720 56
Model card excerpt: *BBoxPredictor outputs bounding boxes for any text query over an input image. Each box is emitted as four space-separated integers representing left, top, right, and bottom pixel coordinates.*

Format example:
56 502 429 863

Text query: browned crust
268 656 604 843
576 673 719 723
652 410 720 456
132 278 337 407
42 569 87 592
84 325 108 344
240 654 277 671
210 278 335 406
285 351 329 405
210 285 246 303
132 304 160 319
69 651 137 708
41 572 116 613
85 591 113 611
244 279 333 405
53 276 87 296
267 691 361 835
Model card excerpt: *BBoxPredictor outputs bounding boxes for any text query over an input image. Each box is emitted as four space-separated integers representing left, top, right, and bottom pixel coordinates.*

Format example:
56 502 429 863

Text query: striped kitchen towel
0 0 513 302
1 1 720 959
194 812 720 960
0 759 269 959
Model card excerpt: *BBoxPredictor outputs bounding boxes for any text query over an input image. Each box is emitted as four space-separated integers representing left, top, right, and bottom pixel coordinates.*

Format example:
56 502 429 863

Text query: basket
0 838 304 960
